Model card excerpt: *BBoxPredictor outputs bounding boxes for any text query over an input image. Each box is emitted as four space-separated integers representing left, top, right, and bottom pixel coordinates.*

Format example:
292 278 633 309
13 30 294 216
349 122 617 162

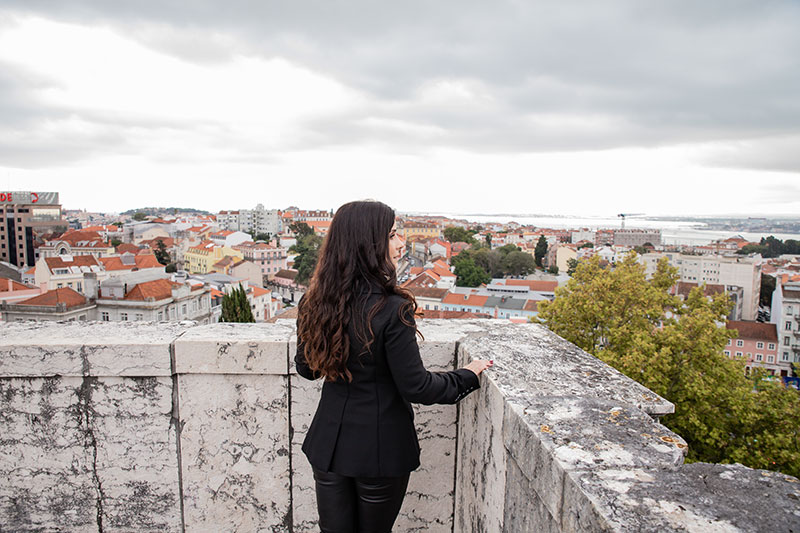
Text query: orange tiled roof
0 277 34 291
44 255 102 272
251 286 270 297
18 287 87 308
523 300 540 312
726 321 778 342
417 309 492 319
99 254 162 271
122 279 181 301
503 279 558 292
115 243 141 254
82 225 119 232
188 240 216 253
442 293 489 307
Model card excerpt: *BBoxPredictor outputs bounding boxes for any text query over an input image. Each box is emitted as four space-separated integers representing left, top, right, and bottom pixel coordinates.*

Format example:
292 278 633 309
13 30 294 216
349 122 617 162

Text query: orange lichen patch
540 425 553 434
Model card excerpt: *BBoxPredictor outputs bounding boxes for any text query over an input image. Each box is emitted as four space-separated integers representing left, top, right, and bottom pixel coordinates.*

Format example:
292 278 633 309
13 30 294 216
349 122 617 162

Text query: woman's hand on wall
463 359 493 376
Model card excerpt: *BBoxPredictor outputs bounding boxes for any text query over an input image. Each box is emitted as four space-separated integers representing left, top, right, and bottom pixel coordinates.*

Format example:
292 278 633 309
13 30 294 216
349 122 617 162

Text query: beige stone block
174 323 292 375
178 374 290 531
0 322 186 377
290 374 323 532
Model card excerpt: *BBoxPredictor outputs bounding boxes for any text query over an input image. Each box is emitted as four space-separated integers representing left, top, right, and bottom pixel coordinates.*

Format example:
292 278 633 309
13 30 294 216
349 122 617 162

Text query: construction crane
617 213 645 229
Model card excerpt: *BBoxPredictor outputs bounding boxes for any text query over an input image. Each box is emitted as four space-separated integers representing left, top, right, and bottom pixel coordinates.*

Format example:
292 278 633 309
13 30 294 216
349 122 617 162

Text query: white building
641 252 762 320
218 204 282 236
770 279 800 367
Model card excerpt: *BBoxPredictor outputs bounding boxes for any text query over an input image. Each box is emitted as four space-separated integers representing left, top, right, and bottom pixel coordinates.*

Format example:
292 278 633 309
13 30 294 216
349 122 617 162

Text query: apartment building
90 272 213 324
641 253 762 320
770 279 800 367
613 229 662 247
724 321 784 376
218 204 282 236
233 241 288 280
0 191 67 268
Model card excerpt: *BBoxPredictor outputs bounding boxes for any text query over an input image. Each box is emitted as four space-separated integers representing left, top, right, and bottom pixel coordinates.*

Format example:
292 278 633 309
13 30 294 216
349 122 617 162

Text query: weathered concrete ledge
1 320 798 532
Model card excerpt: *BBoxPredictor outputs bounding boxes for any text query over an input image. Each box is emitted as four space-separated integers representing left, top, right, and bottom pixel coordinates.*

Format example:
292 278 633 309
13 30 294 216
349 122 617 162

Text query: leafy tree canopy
289 222 314 238
443 226 477 245
290 233 323 285
132 212 148 221
537 253 800 477
534 235 548 267
154 239 170 266
452 256 491 287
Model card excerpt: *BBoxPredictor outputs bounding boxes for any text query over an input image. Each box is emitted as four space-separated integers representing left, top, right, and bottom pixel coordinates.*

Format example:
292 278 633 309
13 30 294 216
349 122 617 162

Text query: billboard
0 191 60 205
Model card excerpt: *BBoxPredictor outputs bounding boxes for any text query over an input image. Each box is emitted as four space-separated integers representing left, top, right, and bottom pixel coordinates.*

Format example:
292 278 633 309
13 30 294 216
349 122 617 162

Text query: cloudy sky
1 1 799 217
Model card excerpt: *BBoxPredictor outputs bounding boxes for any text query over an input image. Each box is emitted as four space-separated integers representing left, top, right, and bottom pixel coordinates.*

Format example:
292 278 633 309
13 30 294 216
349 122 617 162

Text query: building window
756 342 764 349
182 304 187 315
756 354 763 361
783 352 790 361
736 340 743 347
120 313 128 321
735 351 743 357
158 311 163 321
786 337 791 346
724 350 730 356
769 343 776 350
77 282 82 292
767 355 774 363
57 283 63 288
101 312 109 321
135 313 143 321
786 321 793 330
727 339 732 346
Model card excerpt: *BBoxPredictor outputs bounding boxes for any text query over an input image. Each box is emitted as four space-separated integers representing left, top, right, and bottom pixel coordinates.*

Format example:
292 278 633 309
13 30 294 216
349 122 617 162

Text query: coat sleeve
383 299 480 405
294 335 321 381
294 295 321 381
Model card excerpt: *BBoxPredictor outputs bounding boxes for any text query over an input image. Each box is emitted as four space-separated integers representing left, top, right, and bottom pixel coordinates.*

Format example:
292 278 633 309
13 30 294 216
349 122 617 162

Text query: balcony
1 320 798 531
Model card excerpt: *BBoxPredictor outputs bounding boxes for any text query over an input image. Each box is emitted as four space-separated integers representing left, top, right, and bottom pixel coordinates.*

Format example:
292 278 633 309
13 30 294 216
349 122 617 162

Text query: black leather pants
312 467 410 533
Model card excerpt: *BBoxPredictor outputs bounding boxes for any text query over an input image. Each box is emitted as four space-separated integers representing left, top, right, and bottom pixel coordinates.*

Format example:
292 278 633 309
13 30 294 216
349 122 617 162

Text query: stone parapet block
174 322 293 375
0 321 191 377
459 321 674 416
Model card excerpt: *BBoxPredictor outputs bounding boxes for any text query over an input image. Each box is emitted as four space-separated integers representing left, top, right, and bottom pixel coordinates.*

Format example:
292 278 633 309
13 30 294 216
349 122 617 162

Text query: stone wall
1 320 798 532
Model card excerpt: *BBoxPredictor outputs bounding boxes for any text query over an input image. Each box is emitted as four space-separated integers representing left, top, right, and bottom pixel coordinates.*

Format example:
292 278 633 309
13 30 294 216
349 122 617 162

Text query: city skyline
1 2 799 216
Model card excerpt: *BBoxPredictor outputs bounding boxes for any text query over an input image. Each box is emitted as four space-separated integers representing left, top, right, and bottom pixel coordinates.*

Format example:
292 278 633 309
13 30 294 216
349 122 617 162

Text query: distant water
422 213 800 246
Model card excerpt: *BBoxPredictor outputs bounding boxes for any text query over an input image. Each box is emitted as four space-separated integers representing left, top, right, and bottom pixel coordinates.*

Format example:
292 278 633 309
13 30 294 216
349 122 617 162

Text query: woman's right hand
464 359 493 376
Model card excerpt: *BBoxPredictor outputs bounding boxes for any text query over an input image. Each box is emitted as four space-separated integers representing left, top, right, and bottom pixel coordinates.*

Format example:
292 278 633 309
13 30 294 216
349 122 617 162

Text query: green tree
547 265 559 275
289 222 314 238
443 226 477 245
485 233 492 247
290 233 323 285
132 212 147 221
165 263 177 273
537 253 800 477
219 283 255 323
154 239 170 266
566 258 578 276
760 274 776 308
453 256 491 287
503 250 536 277
578 241 594 249
110 238 122 247
534 235 548 268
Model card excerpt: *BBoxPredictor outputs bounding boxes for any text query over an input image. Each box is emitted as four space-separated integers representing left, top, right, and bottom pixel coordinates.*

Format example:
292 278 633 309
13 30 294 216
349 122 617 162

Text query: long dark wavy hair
297 200 418 382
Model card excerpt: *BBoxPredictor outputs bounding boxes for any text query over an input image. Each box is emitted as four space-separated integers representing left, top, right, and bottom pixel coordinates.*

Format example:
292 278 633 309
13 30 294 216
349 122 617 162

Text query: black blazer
295 289 480 477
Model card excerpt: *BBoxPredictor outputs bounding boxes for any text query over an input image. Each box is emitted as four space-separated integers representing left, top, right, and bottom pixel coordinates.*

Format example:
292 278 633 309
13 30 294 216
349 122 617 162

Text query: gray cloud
1 0 799 171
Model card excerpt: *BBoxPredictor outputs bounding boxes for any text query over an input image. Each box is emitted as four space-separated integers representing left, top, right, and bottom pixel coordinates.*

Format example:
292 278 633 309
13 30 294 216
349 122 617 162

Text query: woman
295 200 492 533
